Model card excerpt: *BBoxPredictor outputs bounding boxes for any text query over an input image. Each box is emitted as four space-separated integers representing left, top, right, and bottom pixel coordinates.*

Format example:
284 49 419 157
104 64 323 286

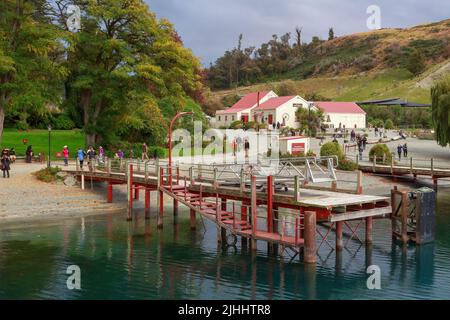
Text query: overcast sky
146 0 450 66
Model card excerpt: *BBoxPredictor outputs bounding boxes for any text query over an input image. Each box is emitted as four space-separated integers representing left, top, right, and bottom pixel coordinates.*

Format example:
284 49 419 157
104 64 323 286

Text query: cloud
146 0 450 65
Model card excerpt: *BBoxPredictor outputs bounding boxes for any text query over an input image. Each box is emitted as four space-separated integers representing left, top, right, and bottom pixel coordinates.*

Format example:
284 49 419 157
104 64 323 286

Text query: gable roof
253 96 297 110
217 91 271 114
314 101 366 114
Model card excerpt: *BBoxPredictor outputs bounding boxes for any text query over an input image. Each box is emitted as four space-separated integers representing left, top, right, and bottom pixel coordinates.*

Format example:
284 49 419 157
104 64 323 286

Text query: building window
326 115 331 122
232 116 235 121
218 116 221 121
225 116 227 121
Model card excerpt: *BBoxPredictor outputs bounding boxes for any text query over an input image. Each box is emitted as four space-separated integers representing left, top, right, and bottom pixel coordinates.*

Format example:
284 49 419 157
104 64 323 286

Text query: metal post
240 168 245 192
356 170 363 194
304 211 317 264
294 176 301 202
81 174 85 190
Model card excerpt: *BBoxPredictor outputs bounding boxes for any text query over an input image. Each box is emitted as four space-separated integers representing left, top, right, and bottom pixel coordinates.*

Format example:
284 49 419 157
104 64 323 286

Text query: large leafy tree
0 0 67 139
53 0 203 146
431 75 450 146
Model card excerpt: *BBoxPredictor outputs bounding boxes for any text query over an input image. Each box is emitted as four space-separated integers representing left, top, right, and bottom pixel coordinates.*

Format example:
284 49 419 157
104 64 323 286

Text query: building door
242 114 249 123
268 114 273 124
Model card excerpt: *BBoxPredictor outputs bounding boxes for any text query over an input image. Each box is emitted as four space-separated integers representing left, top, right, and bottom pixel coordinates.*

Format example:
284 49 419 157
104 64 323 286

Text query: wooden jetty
353 155 450 188
65 156 392 264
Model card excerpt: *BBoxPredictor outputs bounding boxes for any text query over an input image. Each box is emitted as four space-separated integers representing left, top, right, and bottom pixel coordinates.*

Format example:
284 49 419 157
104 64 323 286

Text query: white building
215 91 278 127
314 101 366 129
251 95 312 129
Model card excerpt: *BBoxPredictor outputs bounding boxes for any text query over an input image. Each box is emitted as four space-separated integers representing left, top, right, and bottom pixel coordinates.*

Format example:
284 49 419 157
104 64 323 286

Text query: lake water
1 190 450 300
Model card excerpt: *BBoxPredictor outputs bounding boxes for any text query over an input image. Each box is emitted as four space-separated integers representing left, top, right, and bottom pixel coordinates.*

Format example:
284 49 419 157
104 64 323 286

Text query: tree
431 75 450 146
295 106 324 136
328 28 335 41
0 0 67 139
53 0 203 146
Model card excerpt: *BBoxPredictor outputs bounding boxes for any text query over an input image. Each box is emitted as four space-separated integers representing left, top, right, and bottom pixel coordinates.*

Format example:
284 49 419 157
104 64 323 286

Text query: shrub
229 120 243 129
384 119 394 129
34 167 62 183
370 118 384 128
338 158 358 171
369 144 392 163
320 141 344 161
258 123 268 130
53 114 76 130
244 121 257 130
306 150 316 157
16 120 29 131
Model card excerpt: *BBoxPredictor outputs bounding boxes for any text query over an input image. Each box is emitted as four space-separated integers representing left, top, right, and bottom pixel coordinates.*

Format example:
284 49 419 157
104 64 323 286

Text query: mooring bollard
304 211 317 264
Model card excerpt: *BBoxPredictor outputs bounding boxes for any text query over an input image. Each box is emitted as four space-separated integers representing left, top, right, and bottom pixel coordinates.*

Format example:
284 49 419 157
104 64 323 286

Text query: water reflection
0 200 448 299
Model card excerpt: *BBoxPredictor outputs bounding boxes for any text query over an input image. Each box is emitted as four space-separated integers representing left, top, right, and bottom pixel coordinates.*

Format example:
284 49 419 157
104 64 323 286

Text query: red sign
22 139 28 144
56 152 62 158
291 142 305 155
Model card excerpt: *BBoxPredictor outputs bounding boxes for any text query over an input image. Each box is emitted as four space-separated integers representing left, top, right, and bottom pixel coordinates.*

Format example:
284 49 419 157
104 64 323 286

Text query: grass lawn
0 128 85 160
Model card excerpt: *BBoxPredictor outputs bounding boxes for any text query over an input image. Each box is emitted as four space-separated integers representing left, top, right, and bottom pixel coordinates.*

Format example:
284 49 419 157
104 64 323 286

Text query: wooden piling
336 221 343 251
251 175 257 250
365 216 373 244
304 211 317 264
107 183 113 203
127 164 133 221
145 188 150 219
267 175 273 233
173 198 178 217
356 170 363 194
190 209 196 230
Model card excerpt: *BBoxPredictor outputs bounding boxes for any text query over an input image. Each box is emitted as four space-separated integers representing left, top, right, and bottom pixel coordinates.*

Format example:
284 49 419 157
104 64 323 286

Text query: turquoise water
1 191 450 300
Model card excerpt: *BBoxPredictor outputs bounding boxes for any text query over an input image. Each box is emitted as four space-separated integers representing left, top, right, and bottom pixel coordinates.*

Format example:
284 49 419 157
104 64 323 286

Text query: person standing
231 138 237 157
397 144 403 160
374 127 378 137
141 143 149 161
362 135 367 150
63 146 69 166
98 146 105 163
86 146 96 172
403 143 408 158
25 145 33 163
1 149 11 178
77 147 86 170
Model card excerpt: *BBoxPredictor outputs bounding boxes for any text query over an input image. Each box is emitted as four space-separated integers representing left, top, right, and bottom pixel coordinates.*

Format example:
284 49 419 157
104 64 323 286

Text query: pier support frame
365 217 373 244
145 188 151 219
107 183 113 203
190 209 196 230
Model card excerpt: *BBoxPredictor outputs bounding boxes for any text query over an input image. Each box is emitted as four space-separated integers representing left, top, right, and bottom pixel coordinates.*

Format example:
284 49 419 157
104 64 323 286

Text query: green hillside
206 19 450 112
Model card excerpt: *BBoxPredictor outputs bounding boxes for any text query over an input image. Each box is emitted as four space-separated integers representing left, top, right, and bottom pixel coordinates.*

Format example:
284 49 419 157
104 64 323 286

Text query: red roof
314 101 366 114
253 96 296 110
217 91 270 114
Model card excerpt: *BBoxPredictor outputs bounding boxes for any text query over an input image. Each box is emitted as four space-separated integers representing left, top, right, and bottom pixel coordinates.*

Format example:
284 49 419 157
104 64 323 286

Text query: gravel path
0 163 127 224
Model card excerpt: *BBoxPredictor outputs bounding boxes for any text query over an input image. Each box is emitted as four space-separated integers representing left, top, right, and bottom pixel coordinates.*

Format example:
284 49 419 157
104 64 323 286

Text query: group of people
396 143 408 160
374 126 385 138
75 146 103 171
231 137 250 158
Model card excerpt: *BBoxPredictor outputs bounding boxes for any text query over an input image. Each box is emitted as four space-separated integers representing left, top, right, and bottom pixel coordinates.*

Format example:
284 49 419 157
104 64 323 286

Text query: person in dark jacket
403 143 408 158
1 149 11 178
397 144 403 160
25 145 33 163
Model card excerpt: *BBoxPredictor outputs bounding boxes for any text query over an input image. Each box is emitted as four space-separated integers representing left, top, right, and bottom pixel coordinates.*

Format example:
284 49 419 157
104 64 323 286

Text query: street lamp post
168 112 194 186
48 125 52 168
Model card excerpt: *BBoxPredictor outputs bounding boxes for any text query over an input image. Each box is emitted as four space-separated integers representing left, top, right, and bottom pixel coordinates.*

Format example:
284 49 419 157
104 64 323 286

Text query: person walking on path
362 135 367 150
77 147 86 170
374 127 378 137
86 146 96 172
231 138 237 157
350 129 356 142
403 143 408 158
358 143 364 161
63 146 69 166
1 149 11 178
397 144 403 160
141 143 149 161
244 139 250 159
